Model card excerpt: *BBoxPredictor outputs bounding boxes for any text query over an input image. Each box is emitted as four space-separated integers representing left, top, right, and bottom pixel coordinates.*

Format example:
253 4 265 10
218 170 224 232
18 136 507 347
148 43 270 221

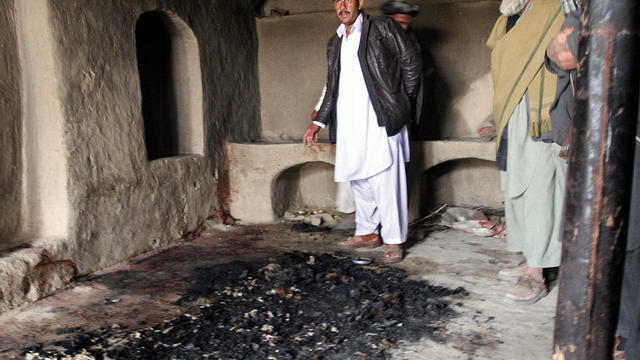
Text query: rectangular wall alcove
136 11 205 160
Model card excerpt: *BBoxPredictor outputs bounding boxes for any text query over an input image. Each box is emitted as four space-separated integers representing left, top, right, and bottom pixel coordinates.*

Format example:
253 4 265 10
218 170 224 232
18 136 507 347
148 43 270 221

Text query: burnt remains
24 252 466 359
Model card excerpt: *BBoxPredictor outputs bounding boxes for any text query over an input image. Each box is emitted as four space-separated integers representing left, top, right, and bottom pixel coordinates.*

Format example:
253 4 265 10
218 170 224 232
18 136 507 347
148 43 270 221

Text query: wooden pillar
553 1 640 359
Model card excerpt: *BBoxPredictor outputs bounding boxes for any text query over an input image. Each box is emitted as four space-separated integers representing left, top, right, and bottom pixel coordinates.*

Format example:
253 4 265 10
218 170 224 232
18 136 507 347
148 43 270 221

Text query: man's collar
336 13 363 38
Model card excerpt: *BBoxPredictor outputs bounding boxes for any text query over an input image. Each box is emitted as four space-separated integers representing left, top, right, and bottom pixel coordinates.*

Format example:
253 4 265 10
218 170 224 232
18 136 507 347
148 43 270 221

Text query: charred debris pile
24 252 467 359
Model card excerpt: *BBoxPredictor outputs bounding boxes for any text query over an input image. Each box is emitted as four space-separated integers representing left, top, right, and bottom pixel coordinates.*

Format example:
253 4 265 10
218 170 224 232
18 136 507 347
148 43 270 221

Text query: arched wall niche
269 158 503 221
271 161 336 217
417 158 502 216
135 11 204 160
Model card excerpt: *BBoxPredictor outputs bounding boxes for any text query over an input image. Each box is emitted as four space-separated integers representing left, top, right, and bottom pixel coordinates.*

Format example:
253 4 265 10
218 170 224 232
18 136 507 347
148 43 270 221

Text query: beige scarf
487 0 563 145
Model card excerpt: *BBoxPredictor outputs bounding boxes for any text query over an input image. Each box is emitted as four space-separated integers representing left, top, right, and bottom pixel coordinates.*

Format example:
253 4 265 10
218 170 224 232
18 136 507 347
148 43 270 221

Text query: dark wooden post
553 1 640 359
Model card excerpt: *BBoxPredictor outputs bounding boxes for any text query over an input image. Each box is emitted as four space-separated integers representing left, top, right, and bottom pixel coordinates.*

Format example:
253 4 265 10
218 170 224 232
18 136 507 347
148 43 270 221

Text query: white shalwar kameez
328 14 410 245
315 86 355 214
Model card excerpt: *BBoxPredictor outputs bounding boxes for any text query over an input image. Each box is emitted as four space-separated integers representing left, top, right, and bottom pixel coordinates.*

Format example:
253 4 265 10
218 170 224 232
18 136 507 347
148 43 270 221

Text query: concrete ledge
227 142 335 223
0 245 77 313
227 140 496 224
413 140 496 169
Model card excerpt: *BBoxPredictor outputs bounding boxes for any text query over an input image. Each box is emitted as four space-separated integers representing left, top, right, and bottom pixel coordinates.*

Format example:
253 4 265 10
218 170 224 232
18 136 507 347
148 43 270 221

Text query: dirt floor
0 220 557 359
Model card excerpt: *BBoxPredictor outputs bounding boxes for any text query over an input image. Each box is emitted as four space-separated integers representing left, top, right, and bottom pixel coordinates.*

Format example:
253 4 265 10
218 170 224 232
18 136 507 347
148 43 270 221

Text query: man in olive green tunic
487 0 566 304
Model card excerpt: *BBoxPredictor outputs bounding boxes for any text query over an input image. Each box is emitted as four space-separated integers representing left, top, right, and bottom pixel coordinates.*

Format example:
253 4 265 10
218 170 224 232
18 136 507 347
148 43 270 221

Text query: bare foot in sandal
338 233 382 249
382 244 403 263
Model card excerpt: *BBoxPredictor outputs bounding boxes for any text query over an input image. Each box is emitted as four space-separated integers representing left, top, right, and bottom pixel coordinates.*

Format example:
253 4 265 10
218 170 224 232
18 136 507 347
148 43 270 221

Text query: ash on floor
24 252 466 360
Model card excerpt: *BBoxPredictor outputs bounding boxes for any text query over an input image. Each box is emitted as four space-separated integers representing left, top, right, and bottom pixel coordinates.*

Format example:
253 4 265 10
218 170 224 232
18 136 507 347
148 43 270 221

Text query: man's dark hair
381 1 420 16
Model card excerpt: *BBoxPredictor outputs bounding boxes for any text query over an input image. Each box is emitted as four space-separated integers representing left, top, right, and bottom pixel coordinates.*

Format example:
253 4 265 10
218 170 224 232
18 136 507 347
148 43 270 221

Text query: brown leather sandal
338 233 382 249
382 246 403 263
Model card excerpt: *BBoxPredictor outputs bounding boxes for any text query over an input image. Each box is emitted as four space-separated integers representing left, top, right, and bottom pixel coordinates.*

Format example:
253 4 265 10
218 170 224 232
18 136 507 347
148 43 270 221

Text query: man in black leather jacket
303 0 421 263
305 4 421 142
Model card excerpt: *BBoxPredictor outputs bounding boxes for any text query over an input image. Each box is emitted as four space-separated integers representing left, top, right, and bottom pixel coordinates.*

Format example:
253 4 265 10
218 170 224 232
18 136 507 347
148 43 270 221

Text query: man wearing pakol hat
381 1 423 129
381 0 420 33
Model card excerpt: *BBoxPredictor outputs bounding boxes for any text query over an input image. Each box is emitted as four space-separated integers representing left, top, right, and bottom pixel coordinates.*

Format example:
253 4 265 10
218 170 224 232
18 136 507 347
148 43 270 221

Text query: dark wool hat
381 1 420 16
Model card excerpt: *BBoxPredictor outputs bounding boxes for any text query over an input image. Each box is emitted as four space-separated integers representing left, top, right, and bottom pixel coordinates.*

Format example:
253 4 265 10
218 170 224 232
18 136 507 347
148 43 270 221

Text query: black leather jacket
315 12 422 142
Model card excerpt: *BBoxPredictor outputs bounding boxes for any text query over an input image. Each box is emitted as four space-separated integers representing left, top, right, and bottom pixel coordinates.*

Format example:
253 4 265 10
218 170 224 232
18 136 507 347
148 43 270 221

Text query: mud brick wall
44 0 261 272
0 0 22 244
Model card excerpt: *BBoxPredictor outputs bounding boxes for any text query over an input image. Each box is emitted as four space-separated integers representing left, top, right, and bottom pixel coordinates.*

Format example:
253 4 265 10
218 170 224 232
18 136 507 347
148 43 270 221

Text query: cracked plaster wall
37 0 260 273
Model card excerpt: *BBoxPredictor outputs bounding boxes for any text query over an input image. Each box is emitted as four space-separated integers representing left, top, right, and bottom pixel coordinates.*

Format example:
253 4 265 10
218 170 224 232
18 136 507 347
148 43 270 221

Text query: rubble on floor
283 209 339 227
282 205 507 240
412 206 506 240
201 210 238 233
22 252 466 360
441 207 506 238
282 209 351 233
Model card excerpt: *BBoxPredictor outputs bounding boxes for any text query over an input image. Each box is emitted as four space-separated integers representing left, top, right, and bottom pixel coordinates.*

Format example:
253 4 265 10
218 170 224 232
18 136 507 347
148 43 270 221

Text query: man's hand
547 27 578 70
303 123 320 146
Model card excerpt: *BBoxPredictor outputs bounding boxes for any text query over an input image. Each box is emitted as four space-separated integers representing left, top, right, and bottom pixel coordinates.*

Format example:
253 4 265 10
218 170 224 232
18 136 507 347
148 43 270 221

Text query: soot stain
24 252 467 360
